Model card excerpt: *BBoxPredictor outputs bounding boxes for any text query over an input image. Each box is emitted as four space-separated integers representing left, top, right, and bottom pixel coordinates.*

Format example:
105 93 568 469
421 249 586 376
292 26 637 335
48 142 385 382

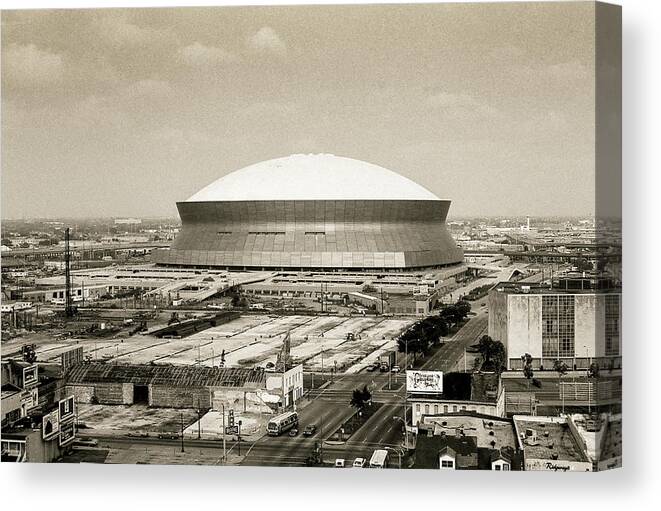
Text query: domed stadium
153 154 463 270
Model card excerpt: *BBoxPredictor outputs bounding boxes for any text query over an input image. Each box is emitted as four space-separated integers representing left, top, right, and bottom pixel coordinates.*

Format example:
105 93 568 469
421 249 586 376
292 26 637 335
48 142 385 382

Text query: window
434 405 439 414
542 295 575 358
495 465 501 471
424 404 430 414
441 460 454 468
605 295 620 356
452 405 458 412
443 405 449 413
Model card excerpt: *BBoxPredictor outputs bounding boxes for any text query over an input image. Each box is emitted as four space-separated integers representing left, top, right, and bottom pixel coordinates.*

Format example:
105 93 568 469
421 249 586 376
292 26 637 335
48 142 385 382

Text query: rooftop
514 416 589 463
186 154 441 202
422 412 516 450
65 363 267 388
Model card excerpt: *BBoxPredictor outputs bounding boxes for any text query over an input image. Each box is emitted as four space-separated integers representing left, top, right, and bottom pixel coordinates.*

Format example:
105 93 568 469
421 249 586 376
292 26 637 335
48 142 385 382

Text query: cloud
239 100 295 118
427 91 497 117
123 78 175 99
246 27 287 56
93 14 165 49
178 42 240 67
2 43 64 88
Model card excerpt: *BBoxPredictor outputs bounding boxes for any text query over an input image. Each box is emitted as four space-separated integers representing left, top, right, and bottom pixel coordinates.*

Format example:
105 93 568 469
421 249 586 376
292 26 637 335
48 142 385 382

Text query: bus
267 411 299 436
369 449 389 468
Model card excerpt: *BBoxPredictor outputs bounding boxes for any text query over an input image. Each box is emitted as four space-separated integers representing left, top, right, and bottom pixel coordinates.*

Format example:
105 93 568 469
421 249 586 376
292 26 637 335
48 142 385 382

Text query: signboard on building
23 364 39 388
59 396 76 423
525 458 593 472
406 370 444 394
42 408 60 440
20 387 39 410
59 420 76 447
60 346 84 370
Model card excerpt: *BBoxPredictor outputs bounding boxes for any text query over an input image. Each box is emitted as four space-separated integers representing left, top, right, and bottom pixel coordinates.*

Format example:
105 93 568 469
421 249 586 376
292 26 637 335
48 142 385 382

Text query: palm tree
521 353 534 414
553 359 569 414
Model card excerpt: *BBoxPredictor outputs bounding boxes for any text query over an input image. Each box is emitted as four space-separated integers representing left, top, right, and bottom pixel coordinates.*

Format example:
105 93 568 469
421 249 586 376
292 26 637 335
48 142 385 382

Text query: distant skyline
3 3 603 219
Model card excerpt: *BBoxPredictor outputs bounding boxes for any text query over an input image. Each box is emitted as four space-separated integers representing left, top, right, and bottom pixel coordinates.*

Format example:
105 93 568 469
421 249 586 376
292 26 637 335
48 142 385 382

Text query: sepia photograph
1 0 622 476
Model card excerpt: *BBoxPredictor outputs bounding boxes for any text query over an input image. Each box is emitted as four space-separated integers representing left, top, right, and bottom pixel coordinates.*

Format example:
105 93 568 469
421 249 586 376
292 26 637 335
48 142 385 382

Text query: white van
369 449 389 468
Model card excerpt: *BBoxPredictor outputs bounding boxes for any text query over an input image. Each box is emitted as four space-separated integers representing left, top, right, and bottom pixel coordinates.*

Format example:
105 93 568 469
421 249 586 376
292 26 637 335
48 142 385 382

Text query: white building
265 364 304 409
488 282 621 370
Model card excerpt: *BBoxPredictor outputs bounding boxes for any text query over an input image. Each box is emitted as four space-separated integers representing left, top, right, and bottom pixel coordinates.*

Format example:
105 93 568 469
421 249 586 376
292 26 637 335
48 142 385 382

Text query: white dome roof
186 154 440 202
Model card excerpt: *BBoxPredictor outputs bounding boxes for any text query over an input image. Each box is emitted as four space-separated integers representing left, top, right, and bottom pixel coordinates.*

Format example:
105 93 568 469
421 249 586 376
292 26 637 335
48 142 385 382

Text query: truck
378 351 396 371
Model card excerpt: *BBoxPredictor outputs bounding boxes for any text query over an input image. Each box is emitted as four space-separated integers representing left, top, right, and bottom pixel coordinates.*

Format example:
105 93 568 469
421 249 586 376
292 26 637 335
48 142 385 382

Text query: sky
1 2 602 219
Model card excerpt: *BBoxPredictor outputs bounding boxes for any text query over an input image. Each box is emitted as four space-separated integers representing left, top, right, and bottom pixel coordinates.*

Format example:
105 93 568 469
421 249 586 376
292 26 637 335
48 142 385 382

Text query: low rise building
413 413 523 470
409 372 505 425
513 415 593 471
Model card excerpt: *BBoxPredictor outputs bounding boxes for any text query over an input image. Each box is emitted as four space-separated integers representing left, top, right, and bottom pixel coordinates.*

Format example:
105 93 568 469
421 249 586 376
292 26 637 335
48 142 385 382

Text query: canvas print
1 2 621 471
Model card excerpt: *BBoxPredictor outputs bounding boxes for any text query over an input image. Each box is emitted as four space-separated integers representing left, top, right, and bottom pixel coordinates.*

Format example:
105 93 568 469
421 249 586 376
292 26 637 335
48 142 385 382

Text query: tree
587 362 600 379
521 353 534 413
350 385 372 411
455 300 472 318
362 284 376 293
553 359 569 413
21 344 38 364
476 335 506 372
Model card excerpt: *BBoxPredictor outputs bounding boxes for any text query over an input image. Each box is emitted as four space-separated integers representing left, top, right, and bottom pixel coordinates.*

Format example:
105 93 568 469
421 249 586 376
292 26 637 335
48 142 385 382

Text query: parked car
391 365 401 373
157 433 179 440
352 457 366 468
303 424 317 437
366 364 378 372
288 428 299 437
335 458 345 468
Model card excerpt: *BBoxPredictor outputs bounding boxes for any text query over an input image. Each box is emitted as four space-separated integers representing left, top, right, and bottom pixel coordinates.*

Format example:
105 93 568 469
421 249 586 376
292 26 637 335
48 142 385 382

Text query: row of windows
179 200 448 223
415 403 491 415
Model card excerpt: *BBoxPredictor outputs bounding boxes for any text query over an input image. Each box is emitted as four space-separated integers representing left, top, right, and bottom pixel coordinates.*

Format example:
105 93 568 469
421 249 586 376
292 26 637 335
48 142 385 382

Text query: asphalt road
420 312 488 372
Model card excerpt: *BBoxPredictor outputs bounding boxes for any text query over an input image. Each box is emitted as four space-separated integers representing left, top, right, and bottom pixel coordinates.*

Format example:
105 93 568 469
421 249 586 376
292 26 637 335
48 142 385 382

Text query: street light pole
180 412 185 453
221 403 226 463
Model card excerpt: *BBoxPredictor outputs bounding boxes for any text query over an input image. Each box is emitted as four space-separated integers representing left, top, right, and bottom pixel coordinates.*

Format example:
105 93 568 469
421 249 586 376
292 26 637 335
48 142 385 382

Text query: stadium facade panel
153 155 464 270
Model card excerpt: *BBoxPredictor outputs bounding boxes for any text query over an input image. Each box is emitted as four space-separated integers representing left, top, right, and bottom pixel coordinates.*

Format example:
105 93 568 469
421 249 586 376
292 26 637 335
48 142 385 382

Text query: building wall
506 295 543 365
153 199 463 270
26 429 64 463
412 400 501 425
149 385 211 409
67 385 96 404
490 291 621 369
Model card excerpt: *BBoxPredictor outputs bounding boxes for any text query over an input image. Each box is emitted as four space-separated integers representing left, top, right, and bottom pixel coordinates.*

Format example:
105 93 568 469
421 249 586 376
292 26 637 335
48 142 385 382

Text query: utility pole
197 396 201 439
237 420 242 456
180 412 185 453
221 403 226 463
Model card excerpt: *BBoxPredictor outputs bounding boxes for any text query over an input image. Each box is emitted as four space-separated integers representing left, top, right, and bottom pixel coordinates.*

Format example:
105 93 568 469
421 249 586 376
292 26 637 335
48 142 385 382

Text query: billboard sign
406 370 444 394
23 364 39 388
59 395 76 423
59 420 76 447
61 346 84 370
43 408 60 440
